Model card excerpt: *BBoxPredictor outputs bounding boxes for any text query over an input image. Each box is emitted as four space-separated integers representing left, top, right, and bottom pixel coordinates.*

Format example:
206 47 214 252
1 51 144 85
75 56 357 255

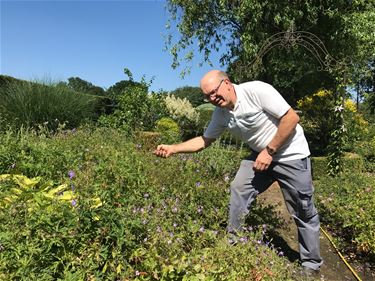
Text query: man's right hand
153 144 175 158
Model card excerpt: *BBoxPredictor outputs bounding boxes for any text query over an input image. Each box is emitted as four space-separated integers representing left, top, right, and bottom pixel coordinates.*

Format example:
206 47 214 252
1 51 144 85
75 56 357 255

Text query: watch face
266 146 275 156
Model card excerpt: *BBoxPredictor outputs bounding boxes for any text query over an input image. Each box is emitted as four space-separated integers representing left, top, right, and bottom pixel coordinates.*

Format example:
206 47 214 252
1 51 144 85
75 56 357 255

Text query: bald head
200 70 229 93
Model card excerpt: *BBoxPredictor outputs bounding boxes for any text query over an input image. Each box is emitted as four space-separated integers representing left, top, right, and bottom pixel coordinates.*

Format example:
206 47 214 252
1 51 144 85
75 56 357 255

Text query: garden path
257 182 374 281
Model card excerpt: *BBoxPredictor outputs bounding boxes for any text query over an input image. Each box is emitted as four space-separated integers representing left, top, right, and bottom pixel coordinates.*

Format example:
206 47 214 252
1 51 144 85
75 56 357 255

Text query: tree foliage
297 89 369 156
169 86 205 107
98 82 167 133
67 77 105 96
166 0 375 105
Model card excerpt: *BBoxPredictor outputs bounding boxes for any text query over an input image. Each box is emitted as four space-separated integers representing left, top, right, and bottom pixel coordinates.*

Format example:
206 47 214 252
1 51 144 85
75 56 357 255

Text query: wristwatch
266 145 276 156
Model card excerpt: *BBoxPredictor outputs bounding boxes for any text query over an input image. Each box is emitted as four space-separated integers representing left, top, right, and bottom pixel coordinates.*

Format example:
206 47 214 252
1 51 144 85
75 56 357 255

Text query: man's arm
267 108 300 152
153 136 216 158
253 108 300 172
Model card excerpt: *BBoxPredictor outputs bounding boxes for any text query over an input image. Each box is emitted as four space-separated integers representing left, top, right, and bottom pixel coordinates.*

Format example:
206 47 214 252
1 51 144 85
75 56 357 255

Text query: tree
67 77 105 96
166 0 375 105
169 86 205 107
106 68 148 97
356 61 375 118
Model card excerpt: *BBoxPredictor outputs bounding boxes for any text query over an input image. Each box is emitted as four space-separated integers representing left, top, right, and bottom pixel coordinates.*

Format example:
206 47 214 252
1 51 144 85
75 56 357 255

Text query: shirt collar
231 83 241 112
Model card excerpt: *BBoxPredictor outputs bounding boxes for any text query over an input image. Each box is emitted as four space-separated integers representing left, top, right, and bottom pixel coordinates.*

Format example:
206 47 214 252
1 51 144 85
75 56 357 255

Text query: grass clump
0 80 97 131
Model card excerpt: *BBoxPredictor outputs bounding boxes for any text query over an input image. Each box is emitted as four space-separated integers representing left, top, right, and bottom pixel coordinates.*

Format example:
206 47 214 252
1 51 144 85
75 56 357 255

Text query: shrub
98 83 167 133
195 103 215 134
297 89 368 156
135 131 162 152
315 172 375 259
164 95 200 139
0 80 97 131
354 135 375 172
155 117 181 144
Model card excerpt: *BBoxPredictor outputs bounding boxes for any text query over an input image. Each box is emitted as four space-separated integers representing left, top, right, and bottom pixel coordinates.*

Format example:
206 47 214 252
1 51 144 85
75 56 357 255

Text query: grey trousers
228 155 323 270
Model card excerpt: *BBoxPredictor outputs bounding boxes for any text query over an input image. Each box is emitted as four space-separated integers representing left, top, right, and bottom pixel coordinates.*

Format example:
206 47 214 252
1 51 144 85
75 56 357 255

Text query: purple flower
196 182 201 187
240 237 248 243
199 227 205 233
71 184 75 191
68 170 75 179
71 199 77 207
278 251 284 256
135 270 140 276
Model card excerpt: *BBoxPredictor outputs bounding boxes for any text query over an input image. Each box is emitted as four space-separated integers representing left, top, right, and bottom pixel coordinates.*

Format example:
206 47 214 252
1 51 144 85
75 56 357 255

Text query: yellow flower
344 99 357 112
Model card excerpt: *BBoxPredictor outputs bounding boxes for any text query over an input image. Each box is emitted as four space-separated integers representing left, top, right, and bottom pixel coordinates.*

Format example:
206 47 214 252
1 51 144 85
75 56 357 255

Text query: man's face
202 78 231 108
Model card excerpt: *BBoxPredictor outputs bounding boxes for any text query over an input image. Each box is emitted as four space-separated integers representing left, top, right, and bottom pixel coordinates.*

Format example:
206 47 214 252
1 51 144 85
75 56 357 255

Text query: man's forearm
173 136 214 154
267 108 300 152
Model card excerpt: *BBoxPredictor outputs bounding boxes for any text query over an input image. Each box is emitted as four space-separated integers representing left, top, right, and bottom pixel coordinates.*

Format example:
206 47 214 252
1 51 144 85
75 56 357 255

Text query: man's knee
297 194 318 221
230 179 246 194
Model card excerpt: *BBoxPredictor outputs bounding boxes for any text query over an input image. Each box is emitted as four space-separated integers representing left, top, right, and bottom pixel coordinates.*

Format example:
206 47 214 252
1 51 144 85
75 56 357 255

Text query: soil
257 182 375 281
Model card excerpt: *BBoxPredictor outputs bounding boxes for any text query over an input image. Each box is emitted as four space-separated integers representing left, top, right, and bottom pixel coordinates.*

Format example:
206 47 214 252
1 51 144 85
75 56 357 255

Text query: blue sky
1 0 226 92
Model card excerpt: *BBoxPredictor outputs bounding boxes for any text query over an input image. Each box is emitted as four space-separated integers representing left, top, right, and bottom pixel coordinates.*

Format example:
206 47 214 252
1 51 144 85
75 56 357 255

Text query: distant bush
0 75 25 87
0 80 97 131
169 86 205 107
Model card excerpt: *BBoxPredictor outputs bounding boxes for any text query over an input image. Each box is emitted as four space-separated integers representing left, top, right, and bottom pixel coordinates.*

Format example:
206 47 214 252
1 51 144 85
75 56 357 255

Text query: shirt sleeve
203 108 226 139
253 81 291 118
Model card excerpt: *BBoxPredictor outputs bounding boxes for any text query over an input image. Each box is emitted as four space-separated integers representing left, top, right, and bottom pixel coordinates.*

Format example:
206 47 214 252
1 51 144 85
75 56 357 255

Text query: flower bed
0 127 299 280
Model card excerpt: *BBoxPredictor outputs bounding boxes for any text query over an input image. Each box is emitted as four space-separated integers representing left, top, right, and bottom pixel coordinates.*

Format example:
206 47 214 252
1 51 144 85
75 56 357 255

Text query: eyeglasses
204 79 224 102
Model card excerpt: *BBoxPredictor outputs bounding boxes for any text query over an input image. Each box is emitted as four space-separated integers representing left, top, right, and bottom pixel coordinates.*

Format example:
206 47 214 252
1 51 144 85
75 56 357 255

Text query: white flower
164 95 200 123
334 105 344 112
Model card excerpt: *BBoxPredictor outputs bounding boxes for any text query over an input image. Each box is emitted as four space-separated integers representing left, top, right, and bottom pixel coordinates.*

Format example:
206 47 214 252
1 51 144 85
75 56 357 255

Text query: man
154 70 323 274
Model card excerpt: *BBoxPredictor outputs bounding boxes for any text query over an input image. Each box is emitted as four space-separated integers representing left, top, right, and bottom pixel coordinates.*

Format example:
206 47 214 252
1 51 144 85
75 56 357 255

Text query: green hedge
311 153 364 179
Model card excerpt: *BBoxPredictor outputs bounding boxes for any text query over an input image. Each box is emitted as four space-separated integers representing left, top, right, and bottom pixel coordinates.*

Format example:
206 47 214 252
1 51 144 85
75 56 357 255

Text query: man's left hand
253 149 273 172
